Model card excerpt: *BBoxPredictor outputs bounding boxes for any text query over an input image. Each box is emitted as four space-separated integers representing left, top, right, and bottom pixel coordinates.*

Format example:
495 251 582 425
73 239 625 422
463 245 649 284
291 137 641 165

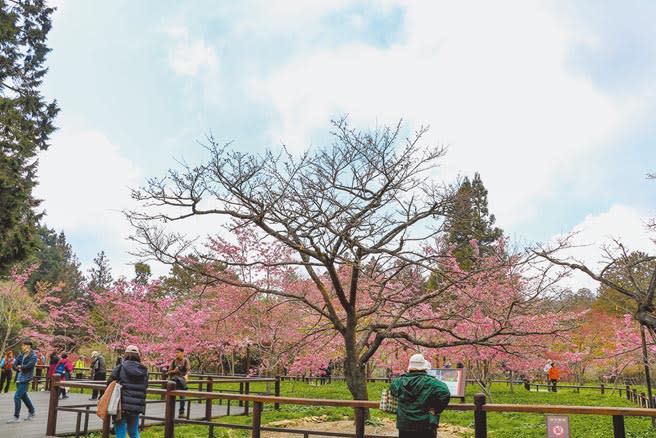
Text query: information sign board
427 368 466 397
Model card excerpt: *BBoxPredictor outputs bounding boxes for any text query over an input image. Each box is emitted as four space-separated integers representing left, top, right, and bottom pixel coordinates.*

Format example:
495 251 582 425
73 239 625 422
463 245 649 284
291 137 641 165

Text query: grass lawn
129 380 656 438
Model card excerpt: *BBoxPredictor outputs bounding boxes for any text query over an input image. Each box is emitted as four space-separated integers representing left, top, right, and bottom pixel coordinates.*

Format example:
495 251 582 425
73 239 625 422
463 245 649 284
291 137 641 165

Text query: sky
34 0 655 289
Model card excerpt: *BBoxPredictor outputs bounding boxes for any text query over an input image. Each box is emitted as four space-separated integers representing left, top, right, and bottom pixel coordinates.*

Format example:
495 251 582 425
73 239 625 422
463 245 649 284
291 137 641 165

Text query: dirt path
259 416 470 437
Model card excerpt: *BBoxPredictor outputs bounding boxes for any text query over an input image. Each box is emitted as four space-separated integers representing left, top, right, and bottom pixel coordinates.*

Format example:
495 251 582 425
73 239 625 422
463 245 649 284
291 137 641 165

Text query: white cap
408 353 430 371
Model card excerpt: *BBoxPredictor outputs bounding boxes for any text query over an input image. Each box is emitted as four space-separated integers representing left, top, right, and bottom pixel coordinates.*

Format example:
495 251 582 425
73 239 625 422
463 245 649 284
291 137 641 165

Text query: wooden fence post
252 401 263 438
275 376 281 410
474 393 487 438
164 380 176 438
600 384 605 394
244 382 250 416
46 375 61 436
612 415 626 438
626 385 631 400
354 407 365 438
102 414 111 438
205 377 213 421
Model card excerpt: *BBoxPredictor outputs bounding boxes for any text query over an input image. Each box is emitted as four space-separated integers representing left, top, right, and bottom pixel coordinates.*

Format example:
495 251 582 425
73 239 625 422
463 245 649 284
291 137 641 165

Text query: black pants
91 371 106 399
0 369 12 392
550 379 558 392
399 429 437 438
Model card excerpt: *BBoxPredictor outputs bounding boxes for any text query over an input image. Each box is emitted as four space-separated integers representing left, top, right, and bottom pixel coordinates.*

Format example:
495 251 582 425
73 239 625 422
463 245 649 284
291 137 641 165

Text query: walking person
1 350 14 393
391 354 451 438
6 339 37 423
89 351 107 400
167 347 190 418
548 362 560 392
108 345 148 438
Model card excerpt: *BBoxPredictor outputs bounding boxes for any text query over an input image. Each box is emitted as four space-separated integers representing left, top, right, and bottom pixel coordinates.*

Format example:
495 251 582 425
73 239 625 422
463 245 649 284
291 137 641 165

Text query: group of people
4 340 191 438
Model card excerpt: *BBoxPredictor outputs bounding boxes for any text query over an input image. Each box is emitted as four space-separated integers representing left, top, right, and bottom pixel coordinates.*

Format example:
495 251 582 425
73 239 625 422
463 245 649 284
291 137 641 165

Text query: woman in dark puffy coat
108 345 148 438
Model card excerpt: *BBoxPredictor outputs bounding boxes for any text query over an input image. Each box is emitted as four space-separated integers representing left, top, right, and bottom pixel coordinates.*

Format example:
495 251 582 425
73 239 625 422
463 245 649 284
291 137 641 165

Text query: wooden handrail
50 379 656 438
54 380 656 417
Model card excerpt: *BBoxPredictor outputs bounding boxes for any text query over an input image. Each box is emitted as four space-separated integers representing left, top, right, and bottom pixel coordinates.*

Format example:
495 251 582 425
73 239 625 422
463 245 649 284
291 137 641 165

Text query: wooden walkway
0 390 245 437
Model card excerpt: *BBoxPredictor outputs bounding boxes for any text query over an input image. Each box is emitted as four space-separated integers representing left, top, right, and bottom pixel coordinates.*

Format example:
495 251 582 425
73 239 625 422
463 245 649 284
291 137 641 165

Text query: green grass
444 382 656 437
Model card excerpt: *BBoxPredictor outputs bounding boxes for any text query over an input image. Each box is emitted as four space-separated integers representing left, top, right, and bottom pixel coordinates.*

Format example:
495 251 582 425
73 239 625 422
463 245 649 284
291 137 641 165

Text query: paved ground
0 390 245 437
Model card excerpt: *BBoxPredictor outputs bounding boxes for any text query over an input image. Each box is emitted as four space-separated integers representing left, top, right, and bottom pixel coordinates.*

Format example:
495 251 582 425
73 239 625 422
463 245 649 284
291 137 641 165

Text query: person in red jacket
54 352 74 399
548 362 560 392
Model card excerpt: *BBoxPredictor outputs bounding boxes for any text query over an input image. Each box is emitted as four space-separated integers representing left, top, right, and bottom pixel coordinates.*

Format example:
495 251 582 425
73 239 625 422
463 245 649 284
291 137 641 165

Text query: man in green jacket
390 354 450 438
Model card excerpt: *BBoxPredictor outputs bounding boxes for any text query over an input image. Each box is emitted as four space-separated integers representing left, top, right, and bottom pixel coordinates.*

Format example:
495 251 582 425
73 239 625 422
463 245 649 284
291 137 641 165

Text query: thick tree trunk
342 327 369 418
343 355 369 400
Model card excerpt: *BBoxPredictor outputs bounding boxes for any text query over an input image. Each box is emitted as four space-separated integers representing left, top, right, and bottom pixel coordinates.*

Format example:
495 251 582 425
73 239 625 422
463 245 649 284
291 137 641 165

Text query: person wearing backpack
1 350 14 393
167 347 190 418
55 353 74 399
108 345 148 438
390 354 451 438
6 339 37 423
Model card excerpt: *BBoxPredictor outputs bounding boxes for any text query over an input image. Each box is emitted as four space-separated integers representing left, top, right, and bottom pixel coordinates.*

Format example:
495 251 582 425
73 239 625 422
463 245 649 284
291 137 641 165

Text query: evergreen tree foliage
26 225 83 300
443 172 503 270
133 261 151 285
0 0 59 274
88 251 113 291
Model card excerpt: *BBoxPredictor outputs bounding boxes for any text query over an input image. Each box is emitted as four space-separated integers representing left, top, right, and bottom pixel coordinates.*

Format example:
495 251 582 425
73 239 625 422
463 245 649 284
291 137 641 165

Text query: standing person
35 351 46 390
548 362 560 392
46 351 60 391
108 345 148 438
390 354 451 438
74 355 86 380
6 339 36 423
54 353 74 399
168 347 190 418
89 351 107 400
543 360 552 383
1 350 14 393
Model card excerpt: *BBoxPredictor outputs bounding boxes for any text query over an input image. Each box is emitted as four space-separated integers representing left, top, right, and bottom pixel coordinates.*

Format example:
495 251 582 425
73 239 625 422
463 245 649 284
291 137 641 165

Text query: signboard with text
427 368 466 397
546 415 570 438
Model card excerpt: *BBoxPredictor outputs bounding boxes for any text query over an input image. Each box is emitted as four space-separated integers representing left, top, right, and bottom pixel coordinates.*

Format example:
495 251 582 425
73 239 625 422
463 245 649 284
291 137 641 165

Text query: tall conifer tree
0 0 59 274
443 172 502 270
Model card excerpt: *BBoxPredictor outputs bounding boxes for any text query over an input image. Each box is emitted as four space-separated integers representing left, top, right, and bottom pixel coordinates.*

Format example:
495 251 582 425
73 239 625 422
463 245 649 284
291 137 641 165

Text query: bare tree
128 118 573 401
534 173 656 405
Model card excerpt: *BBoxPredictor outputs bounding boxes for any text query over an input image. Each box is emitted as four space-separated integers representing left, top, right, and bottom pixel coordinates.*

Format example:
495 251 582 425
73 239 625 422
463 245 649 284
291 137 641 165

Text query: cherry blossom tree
0 267 38 357
127 119 577 401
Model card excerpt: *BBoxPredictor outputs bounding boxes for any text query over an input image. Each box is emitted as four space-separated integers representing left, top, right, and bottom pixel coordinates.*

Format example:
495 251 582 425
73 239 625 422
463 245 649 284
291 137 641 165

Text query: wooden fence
47 377 656 438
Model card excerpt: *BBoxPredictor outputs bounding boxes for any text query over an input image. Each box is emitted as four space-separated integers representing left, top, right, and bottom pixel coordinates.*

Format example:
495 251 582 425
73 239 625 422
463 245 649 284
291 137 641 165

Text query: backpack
55 361 70 378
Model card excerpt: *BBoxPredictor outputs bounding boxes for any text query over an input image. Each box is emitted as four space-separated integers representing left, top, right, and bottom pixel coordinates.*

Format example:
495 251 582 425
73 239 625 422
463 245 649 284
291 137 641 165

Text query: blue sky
35 1 655 286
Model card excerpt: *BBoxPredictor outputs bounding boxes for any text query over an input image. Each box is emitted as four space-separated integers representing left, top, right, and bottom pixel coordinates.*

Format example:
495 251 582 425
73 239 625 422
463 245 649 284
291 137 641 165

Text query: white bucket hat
408 353 431 371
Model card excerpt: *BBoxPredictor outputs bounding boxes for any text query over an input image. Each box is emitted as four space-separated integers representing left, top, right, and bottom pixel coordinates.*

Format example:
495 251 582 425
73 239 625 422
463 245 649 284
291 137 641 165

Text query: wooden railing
47 377 656 438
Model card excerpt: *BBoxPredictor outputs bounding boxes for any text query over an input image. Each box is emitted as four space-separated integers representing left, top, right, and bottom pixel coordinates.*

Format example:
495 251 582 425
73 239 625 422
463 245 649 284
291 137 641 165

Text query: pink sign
546 415 570 438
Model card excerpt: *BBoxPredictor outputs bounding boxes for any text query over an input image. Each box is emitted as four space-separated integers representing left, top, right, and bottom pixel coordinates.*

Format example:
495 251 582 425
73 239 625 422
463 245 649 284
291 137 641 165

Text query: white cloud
246 1 637 228
33 126 144 278
34 125 232 280
549 205 655 291
168 39 218 77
